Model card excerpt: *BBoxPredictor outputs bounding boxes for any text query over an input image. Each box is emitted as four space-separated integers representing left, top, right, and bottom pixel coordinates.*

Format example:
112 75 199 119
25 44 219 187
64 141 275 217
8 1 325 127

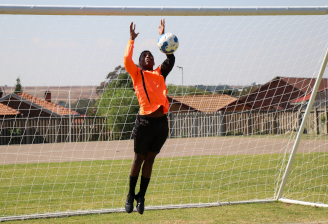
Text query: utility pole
177 66 183 96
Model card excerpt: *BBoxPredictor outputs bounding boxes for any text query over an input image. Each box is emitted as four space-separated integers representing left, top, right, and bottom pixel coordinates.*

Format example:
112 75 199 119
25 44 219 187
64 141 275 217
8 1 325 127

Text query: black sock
129 176 138 197
138 176 150 198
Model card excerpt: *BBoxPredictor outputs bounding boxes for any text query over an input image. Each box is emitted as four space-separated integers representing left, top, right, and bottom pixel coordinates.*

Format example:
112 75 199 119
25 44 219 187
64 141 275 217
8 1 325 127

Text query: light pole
177 66 183 96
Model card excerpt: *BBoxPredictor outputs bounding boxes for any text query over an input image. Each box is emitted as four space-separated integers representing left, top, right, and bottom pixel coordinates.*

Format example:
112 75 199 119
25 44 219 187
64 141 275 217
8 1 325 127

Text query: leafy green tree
71 98 97 115
96 65 127 95
217 90 236 95
14 78 22 94
166 84 211 96
232 86 258 98
58 101 67 107
96 71 139 140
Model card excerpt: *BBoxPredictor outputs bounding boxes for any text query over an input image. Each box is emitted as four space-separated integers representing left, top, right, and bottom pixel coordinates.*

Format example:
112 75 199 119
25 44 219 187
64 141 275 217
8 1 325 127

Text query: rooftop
16 92 79 116
169 94 237 113
0 103 19 116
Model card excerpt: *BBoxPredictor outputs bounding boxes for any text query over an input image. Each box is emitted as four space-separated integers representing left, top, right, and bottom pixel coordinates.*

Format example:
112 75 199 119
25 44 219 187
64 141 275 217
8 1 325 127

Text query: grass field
1 152 327 222
8 202 328 223
229 133 328 141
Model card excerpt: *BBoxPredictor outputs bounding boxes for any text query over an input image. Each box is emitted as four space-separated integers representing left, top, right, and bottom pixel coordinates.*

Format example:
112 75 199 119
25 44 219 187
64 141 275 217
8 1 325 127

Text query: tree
232 86 259 98
71 98 97 115
14 78 22 94
217 90 236 95
96 70 139 140
166 84 211 96
96 65 127 95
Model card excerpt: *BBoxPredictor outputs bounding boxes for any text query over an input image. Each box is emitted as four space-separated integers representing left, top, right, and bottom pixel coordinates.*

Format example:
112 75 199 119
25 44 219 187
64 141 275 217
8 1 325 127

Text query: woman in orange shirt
124 19 175 214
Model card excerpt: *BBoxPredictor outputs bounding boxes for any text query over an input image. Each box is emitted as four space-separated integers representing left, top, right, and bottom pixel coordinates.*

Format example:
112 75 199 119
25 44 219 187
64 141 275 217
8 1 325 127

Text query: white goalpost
0 5 328 221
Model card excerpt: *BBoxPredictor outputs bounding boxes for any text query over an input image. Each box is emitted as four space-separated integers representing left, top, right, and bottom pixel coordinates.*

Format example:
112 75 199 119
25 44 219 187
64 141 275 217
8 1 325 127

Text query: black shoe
125 194 134 213
136 194 145 215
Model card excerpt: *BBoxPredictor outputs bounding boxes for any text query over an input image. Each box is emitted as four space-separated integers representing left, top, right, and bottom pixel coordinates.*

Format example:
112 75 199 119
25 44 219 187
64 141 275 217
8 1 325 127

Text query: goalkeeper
123 19 175 214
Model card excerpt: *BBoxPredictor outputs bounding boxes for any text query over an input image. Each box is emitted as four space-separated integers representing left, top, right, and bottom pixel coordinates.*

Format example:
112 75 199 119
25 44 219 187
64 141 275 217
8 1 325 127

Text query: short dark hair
139 50 153 63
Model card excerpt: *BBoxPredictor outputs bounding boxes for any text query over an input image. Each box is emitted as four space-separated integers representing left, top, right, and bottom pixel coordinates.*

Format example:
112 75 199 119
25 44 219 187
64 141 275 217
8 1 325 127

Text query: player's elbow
123 57 132 69
124 55 134 63
167 54 175 66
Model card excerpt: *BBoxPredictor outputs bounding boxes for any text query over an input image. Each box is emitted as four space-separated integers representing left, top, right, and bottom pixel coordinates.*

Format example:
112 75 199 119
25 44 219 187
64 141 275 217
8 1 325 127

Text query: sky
1 0 328 89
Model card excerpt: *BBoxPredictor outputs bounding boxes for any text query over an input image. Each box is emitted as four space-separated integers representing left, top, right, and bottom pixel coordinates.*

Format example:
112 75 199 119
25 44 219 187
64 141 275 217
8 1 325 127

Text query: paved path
0 137 327 165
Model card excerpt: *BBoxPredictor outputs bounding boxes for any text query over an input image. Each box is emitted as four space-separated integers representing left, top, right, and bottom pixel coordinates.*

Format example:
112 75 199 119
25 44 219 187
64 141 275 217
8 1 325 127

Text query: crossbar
0 5 328 16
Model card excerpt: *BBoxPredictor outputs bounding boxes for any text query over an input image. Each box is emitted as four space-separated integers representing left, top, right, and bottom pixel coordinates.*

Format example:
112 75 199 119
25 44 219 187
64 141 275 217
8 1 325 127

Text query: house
0 103 20 118
168 94 240 113
291 86 328 109
220 77 328 112
0 91 79 118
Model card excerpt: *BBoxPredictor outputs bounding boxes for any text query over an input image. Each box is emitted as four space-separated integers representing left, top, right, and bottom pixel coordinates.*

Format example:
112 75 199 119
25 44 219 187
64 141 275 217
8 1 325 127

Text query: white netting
0 11 328 220
282 95 328 204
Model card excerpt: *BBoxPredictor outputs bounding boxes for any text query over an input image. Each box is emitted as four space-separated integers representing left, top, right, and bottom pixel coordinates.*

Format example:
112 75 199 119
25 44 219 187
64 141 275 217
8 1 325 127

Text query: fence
0 116 110 145
1 108 327 145
168 108 328 138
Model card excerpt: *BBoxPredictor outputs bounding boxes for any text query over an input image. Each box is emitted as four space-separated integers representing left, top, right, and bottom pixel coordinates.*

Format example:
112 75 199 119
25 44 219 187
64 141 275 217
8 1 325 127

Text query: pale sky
1 0 328 88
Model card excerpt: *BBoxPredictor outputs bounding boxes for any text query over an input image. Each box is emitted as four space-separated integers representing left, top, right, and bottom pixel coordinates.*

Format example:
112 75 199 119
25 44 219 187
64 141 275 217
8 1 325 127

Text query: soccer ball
157 33 179 54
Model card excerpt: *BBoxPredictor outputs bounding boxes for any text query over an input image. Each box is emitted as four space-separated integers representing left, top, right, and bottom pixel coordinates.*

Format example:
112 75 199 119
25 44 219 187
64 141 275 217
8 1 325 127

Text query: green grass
257 133 328 141
10 202 328 224
1 153 327 220
220 133 328 141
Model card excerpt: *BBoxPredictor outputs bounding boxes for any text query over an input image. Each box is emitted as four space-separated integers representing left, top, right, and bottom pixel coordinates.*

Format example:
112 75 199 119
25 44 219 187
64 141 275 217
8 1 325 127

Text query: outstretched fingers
130 22 134 32
130 22 139 40
159 19 165 35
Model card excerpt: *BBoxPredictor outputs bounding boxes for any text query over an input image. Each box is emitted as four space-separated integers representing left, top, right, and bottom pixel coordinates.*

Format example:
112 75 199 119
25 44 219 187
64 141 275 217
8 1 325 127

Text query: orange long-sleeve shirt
123 40 175 115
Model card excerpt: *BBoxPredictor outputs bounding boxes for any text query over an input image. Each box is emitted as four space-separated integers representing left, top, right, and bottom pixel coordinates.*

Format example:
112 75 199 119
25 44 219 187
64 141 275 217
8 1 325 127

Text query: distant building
220 77 328 111
0 91 79 118
251 82 261 87
291 86 328 109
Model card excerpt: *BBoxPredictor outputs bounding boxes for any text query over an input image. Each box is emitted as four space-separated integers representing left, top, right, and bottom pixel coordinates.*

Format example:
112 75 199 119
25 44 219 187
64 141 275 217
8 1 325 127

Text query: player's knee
134 154 144 165
145 156 155 165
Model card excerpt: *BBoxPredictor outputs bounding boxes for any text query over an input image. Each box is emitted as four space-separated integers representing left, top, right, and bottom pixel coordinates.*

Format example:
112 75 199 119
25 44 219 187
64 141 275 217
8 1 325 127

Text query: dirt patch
0 137 327 165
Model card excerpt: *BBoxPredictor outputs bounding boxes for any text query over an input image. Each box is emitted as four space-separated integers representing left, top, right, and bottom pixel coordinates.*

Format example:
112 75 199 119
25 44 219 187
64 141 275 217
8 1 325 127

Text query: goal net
0 5 328 221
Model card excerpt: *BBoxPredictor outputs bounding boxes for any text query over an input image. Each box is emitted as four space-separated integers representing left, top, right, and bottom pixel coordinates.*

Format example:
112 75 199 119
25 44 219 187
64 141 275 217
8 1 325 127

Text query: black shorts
133 115 169 156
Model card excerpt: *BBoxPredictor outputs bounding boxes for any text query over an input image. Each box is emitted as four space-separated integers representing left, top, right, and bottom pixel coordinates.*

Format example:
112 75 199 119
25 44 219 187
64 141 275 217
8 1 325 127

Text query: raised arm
160 54 175 80
124 22 139 79
158 19 175 79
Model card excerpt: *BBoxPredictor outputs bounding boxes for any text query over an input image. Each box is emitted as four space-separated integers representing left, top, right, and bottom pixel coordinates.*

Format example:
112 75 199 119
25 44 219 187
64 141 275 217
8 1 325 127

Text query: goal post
0 5 328 16
0 5 328 221
276 43 328 200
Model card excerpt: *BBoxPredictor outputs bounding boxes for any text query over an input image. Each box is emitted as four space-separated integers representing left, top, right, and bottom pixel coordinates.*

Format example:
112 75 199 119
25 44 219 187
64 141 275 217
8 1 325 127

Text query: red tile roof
291 86 328 103
0 103 20 116
282 77 328 94
169 94 237 113
220 77 328 111
16 92 79 116
238 77 301 110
